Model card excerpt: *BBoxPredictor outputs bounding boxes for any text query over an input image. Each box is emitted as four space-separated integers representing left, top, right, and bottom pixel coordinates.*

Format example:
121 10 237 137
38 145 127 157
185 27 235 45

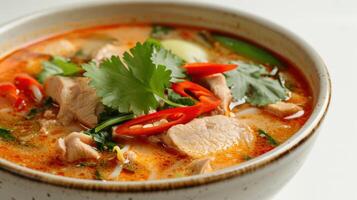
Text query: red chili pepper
114 106 201 137
114 81 220 136
183 63 237 77
171 80 221 114
14 73 44 103
0 82 27 111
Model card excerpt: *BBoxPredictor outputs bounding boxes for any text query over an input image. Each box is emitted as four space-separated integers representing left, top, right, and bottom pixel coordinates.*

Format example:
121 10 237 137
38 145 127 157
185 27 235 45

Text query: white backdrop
0 0 354 199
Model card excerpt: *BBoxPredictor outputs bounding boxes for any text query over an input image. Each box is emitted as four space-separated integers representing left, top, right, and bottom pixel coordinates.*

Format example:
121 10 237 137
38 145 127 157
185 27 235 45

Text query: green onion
213 34 283 67
95 114 134 133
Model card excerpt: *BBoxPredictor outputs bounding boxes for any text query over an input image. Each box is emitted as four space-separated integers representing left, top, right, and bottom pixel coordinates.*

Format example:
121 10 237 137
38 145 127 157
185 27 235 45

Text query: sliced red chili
14 73 44 103
183 63 237 77
114 81 220 137
0 82 27 111
0 82 18 101
114 105 201 137
171 80 221 114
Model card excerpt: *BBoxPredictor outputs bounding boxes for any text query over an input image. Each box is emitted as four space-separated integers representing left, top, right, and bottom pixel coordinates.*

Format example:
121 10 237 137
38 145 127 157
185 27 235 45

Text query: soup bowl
0 1 330 200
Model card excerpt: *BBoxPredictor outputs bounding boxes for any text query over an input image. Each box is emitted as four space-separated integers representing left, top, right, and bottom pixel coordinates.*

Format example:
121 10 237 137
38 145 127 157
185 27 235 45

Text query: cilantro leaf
152 47 186 82
84 129 116 151
0 127 15 141
83 42 173 115
225 61 289 106
37 56 81 83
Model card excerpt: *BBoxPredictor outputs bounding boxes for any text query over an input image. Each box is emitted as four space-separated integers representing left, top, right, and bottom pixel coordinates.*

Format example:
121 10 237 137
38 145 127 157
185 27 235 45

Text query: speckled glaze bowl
0 1 330 200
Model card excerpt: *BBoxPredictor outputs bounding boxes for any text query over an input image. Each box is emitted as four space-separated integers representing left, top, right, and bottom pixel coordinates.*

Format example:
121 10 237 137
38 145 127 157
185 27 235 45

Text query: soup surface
0 24 312 181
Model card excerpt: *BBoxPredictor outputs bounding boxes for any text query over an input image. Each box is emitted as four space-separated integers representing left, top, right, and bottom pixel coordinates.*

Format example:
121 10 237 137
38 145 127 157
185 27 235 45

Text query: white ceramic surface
0 1 330 200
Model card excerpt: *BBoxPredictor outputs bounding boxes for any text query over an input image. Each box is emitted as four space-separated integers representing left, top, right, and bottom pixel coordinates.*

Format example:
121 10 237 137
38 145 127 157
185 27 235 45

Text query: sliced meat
94 43 130 63
264 102 303 118
57 132 100 162
44 76 103 128
188 157 214 175
201 74 232 114
163 115 255 158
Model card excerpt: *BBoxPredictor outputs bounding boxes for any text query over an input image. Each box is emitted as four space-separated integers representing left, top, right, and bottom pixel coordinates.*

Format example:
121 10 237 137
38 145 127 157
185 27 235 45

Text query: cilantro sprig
225 61 289 106
83 41 185 116
85 129 117 151
152 47 186 82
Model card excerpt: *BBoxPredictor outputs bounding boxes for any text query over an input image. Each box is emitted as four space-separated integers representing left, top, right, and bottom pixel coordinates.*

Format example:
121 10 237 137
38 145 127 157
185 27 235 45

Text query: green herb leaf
151 25 173 38
98 106 122 123
51 56 82 75
145 38 162 48
37 56 81 83
213 34 283 67
85 113 132 151
225 61 289 106
0 127 15 141
258 129 278 146
152 47 186 82
37 61 63 83
167 89 196 106
85 129 116 151
146 37 187 81
83 41 176 115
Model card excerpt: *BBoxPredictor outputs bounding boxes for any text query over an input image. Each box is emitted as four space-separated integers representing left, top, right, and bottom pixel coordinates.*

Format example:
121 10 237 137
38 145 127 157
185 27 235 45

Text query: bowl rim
0 0 331 192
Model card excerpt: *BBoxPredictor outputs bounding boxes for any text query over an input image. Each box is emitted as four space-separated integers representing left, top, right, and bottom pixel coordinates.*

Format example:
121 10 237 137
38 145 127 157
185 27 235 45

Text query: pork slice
264 102 303 118
57 131 100 162
201 74 232 114
163 115 254 158
44 76 103 128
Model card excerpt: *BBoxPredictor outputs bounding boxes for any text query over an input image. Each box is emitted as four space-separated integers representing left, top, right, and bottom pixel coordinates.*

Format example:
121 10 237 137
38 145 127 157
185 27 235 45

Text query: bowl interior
0 1 330 191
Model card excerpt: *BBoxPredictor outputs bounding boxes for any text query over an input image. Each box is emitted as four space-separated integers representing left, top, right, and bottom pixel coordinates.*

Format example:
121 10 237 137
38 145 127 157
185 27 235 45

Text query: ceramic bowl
0 1 330 200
